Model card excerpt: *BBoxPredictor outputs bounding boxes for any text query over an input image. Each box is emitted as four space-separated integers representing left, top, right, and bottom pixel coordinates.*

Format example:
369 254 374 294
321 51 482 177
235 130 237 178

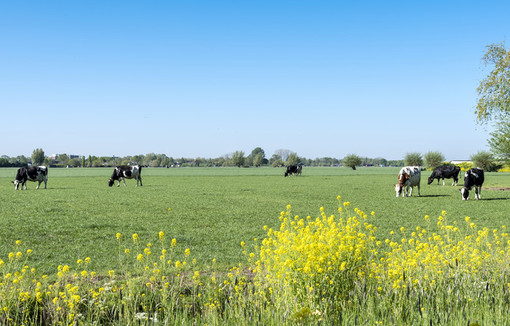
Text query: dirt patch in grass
485 187 510 191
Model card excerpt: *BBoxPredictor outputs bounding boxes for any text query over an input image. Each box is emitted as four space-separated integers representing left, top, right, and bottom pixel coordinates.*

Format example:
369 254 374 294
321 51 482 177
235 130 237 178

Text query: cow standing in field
427 165 461 186
108 165 143 187
12 166 48 190
394 166 421 197
460 168 484 200
284 164 302 177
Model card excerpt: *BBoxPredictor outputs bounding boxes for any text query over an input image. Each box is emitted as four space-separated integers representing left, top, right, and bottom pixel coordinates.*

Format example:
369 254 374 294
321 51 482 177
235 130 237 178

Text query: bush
404 152 423 166
424 151 445 169
471 151 500 171
343 154 362 170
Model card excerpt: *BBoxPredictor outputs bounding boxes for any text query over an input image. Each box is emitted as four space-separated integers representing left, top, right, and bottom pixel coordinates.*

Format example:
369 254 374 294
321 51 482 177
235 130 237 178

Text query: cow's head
108 178 115 187
12 180 20 190
394 173 408 197
394 183 403 197
460 187 470 200
427 176 434 185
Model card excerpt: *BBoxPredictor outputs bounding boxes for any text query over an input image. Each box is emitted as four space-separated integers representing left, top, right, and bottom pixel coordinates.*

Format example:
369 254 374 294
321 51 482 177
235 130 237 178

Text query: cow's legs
417 184 420 196
122 178 127 187
137 176 142 187
442 179 445 186
475 186 481 200
44 178 47 189
36 181 41 189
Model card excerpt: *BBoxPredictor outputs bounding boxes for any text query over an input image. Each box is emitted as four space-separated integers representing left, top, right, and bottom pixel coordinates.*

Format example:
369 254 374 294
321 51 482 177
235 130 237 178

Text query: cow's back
402 166 421 186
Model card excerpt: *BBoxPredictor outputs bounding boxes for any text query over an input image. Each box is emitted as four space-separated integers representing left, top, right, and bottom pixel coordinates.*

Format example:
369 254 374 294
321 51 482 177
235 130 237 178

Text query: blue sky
1 1 508 160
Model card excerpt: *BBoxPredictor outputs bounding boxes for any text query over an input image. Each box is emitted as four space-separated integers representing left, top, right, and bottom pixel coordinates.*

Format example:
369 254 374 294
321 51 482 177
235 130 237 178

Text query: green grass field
1 166 509 275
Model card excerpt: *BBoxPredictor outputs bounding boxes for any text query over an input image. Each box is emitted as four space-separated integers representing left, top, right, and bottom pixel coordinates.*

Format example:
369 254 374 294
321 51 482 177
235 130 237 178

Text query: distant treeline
1 149 404 168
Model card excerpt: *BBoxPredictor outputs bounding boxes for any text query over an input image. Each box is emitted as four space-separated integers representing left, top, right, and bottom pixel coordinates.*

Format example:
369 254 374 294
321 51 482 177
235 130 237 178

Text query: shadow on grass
481 198 510 201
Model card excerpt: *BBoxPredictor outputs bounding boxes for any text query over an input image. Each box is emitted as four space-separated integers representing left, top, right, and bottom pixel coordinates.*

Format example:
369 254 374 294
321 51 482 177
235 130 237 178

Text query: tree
404 152 423 166
424 151 445 169
31 148 45 165
253 153 264 167
250 147 265 160
58 154 70 166
275 149 292 162
488 118 510 164
231 151 245 168
475 42 510 123
471 151 497 171
343 154 362 170
286 153 300 166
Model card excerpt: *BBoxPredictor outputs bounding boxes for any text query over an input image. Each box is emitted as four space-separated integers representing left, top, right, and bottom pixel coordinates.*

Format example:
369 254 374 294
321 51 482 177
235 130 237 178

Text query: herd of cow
11 164 484 200
11 165 143 190
394 165 485 200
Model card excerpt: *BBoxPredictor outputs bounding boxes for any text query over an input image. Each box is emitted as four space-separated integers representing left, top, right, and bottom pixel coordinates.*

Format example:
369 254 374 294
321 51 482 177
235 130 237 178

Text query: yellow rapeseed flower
132 233 139 243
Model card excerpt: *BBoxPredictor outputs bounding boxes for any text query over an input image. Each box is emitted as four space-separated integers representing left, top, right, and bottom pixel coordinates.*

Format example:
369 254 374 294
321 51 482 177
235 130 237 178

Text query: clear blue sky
1 1 508 160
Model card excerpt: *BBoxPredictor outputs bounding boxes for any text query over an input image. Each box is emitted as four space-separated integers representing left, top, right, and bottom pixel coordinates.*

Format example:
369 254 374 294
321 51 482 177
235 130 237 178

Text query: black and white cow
427 165 461 186
284 164 302 177
108 165 143 187
12 166 48 190
394 166 421 197
460 168 484 200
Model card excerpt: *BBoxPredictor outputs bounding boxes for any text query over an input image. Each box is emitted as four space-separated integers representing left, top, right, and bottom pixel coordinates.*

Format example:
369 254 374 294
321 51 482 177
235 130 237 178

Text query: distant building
450 160 472 165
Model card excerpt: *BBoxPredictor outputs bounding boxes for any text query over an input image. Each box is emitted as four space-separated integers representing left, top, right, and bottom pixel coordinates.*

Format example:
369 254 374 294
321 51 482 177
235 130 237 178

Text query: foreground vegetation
1 200 508 325
1 167 509 324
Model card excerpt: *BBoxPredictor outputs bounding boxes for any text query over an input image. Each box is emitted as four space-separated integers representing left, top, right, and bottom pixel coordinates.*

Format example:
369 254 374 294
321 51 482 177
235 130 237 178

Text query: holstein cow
284 164 302 177
108 165 143 187
12 166 48 190
460 168 484 200
427 165 461 186
394 166 421 197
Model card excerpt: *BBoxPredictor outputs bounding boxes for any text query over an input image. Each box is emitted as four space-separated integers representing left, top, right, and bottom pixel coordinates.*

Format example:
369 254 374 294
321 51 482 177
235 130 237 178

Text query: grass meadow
0 166 509 324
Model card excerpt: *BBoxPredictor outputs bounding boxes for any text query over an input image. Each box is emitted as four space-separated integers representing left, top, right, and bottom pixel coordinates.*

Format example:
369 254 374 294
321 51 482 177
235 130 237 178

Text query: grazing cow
394 166 421 197
12 166 48 190
460 168 484 200
284 164 302 177
427 165 461 186
108 165 143 187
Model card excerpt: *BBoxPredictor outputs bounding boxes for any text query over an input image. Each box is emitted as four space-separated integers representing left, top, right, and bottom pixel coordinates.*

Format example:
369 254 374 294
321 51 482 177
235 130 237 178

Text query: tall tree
275 149 292 162
253 153 264 167
475 42 510 123
286 153 299 166
231 151 245 168
488 118 510 164
31 148 45 165
250 147 265 160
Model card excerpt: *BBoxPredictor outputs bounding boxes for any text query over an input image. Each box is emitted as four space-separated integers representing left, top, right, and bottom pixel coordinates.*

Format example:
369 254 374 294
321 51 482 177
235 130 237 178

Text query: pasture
1 166 509 275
